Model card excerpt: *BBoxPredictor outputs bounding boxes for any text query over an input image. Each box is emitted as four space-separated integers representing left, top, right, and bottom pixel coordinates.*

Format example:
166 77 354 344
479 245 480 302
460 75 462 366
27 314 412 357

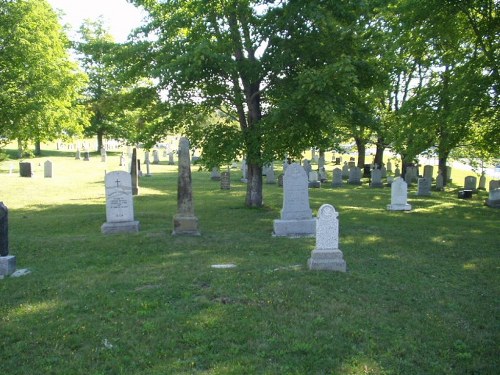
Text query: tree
128 0 375 207
0 0 88 156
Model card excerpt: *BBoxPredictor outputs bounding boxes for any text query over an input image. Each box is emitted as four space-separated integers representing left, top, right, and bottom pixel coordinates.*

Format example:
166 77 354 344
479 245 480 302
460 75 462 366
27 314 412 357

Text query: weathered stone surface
130 148 139 195
331 168 343 188
387 177 412 211
273 163 315 237
486 188 500 208
44 160 53 178
348 167 362 185
370 169 383 188
19 162 32 177
416 177 431 196
173 137 200 235
464 176 478 193
308 204 346 272
220 171 231 190
0 255 16 277
0 202 8 257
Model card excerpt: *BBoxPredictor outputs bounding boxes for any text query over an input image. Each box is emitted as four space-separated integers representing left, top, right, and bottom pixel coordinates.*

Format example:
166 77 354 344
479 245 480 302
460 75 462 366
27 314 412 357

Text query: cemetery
0 145 498 374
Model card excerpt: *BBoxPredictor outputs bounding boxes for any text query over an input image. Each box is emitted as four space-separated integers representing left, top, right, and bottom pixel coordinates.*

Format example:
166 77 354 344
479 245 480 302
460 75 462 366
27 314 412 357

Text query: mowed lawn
0 148 499 374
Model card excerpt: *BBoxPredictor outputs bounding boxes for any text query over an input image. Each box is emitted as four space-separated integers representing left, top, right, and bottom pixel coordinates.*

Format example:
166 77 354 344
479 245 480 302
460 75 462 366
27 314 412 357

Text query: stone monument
331 168 343 188
387 177 412 211
348 167 362 185
370 168 383 188
44 160 53 178
101 171 140 234
130 148 139 195
273 163 315 237
308 204 346 272
173 137 200 236
416 177 431 196
486 188 500 208
0 202 16 277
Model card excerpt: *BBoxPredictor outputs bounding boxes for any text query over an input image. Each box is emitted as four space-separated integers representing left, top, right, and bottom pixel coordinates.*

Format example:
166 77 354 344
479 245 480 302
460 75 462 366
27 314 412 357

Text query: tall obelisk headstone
172 137 200 235
0 202 16 277
130 148 139 195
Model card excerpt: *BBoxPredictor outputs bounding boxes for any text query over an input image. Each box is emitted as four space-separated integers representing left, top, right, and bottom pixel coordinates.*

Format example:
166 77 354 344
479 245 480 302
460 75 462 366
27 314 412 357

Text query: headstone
404 169 412 187
130 148 139 195
380 166 387 179
335 157 341 165
220 171 230 190
478 174 486 190
308 171 321 188
486 188 500 208
386 176 394 186
331 168 343 188
341 162 349 179
370 169 383 188
172 137 200 236
278 174 284 187
19 162 32 177
489 180 500 191
348 161 356 168
308 204 346 272
144 151 150 164
266 165 276 184
416 177 431 196
423 165 433 180
303 159 312 178
387 177 412 211
435 172 444 191
386 160 392 173
101 147 107 162
273 163 315 237
348 167 362 185
145 156 152 177
0 202 16 277
211 167 221 181
394 167 401 177
101 171 140 234
241 159 248 183
43 160 53 178
168 152 175 165
83 150 90 161
363 164 371 178
152 150 160 164
75 149 81 160
318 167 327 182
458 190 473 199
464 176 477 193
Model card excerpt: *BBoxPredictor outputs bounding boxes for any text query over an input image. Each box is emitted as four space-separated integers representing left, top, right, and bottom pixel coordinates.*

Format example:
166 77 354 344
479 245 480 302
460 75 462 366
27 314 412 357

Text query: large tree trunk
438 151 450 187
246 163 263 207
355 137 366 168
34 141 41 156
374 136 385 167
17 139 23 158
97 130 104 152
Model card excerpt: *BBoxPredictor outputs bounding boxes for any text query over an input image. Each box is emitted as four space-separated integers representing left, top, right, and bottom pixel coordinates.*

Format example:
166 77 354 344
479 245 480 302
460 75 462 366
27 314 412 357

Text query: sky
47 0 147 42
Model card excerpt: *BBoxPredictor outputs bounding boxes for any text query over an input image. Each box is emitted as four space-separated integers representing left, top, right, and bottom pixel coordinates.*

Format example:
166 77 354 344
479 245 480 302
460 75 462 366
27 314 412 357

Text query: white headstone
331 168 342 188
43 160 53 178
308 204 346 272
417 177 431 196
101 171 140 234
273 163 315 236
387 177 412 211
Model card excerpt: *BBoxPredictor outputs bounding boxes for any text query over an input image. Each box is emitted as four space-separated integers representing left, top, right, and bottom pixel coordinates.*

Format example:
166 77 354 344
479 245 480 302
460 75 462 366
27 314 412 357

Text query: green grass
0 147 499 374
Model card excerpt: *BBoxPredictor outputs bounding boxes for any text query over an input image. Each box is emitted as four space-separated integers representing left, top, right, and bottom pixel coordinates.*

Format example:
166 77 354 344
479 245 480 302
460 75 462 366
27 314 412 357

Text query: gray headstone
241 159 248 182
273 163 315 237
478 174 486 190
220 171 230 190
386 160 392 173
0 203 8 257
168 152 175 165
266 165 276 184
341 162 349 179
331 168 343 188
303 159 312 178
446 166 452 183
130 148 139 195
423 165 433 180
380 166 387 179
75 149 81 160
153 150 160 164
489 180 500 191
308 171 320 188
435 172 444 191
394 167 401 177
211 167 221 181
44 160 53 178
387 177 411 211
101 147 107 162
404 170 412 187
101 171 140 234
173 137 200 235
308 204 346 272
486 188 500 208
370 169 383 188
417 177 431 196
464 176 477 192
348 167 362 185
19 162 32 177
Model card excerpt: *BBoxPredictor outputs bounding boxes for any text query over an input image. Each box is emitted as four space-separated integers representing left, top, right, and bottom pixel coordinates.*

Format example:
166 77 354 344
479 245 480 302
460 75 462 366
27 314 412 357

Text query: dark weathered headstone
130 148 139 195
220 171 230 190
172 137 200 235
19 162 32 177
0 202 8 257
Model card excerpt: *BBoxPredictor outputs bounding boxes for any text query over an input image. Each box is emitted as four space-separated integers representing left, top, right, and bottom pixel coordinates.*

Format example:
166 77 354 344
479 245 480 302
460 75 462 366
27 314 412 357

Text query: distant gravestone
348 167 362 185
144 151 150 164
278 174 284 187
211 167 221 181
423 165 433 180
318 167 327 182
130 148 139 195
435 172 444 191
486 188 500 208
335 157 341 165
241 159 248 183
370 169 383 188
331 168 343 188
101 147 107 162
303 159 312 178
318 156 325 170
341 162 349 179
394 167 401 177
220 171 230 190
0 202 16 277
266 165 276 184
168 152 175 165
489 180 500 191
348 161 356 168
273 163 315 237
464 176 477 193
386 160 392 173
84 150 90 161
75 149 81 160
19 162 32 177
416 177 431 196
386 176 394 186
172 137 200 236
478 174 486 190
145 155 152 177
308 171 320 188
380 166 387 179
387 177 412 211
101 171 140 234
404 170 412 187
308 204 346 272
44 160 53 178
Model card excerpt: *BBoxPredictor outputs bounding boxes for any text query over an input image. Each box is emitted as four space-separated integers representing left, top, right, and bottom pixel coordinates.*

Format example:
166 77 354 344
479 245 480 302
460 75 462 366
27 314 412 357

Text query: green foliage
0 0 88 147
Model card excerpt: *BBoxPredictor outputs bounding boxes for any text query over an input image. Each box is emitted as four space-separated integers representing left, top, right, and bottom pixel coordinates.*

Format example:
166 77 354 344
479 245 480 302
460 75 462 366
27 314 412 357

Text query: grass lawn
0 146 499 374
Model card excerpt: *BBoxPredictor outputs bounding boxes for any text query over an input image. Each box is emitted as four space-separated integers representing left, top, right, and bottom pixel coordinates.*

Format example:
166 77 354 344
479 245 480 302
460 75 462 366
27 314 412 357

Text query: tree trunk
355 137 366 168
17 139 23 158
34 141 41 156
246 163 263 208
97 131 104 152
438 152 450 187
374 136 385 167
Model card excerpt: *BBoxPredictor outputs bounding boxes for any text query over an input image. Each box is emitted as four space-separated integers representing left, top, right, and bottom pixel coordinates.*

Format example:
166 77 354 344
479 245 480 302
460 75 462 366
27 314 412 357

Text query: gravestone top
281 163 312 220
0 202 8 257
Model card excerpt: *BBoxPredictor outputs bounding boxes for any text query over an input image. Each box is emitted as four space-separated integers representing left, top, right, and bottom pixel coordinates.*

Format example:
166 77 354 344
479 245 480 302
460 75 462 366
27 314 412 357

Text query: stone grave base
0 255 16 276
308 181 321 188
331 182 343 188
172 214 200 236
101 221 140 235
370 182 384 188
273 219 315 237
485 199 500 208
308 249 346 272
386 204 412 211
